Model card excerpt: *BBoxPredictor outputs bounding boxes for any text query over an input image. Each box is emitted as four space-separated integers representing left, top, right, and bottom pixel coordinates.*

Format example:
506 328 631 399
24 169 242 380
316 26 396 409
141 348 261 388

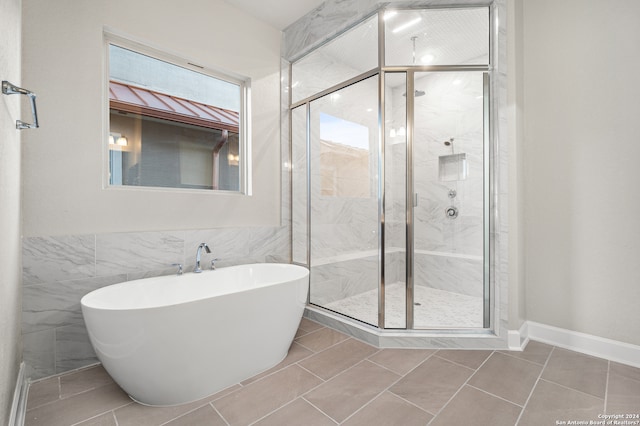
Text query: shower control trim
446 206 459 219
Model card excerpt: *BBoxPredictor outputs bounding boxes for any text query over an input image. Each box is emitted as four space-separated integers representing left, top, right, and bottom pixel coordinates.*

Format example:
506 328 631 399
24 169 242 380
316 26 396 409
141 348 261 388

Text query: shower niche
290 6 492 332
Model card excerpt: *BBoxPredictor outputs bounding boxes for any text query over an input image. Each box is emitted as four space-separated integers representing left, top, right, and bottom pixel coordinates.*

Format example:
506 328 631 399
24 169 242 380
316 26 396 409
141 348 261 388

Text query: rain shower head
444 138 455 153
405 36 426 97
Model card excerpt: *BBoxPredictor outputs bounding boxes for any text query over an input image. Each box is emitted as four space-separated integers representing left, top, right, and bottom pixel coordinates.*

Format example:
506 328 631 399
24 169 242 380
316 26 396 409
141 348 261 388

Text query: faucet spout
195 243 211 273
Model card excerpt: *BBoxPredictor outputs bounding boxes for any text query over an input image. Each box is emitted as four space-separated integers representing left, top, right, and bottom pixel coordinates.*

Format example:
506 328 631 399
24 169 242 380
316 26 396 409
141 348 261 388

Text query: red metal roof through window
108 80 239 133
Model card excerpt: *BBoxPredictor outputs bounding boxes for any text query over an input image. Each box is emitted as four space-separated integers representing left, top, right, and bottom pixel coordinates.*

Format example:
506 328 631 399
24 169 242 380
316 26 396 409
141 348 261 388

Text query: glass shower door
307 76 380 326
411 71 487 329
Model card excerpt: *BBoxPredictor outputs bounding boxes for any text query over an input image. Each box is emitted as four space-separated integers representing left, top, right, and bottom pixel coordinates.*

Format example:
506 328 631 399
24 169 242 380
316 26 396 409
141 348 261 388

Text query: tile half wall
21 226 289 380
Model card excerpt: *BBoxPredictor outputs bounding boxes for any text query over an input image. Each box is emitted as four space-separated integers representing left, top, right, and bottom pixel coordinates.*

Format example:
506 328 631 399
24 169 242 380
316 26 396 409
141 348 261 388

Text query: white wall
523 0 640 346
507 0 526 330
0 0 23 422
21 0 282 237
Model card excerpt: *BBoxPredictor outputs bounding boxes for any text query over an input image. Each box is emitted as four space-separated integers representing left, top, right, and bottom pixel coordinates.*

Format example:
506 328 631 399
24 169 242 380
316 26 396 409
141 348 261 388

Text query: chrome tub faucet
194 243 211 273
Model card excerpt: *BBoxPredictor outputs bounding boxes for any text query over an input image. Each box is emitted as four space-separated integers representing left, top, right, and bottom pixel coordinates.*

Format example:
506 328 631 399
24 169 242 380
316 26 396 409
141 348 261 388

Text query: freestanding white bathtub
81 263 309 406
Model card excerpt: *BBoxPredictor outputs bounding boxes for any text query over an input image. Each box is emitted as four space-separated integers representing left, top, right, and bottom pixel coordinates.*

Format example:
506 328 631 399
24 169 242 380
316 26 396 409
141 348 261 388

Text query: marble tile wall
414 252 483 297
22 226 289 380
309 255 378 306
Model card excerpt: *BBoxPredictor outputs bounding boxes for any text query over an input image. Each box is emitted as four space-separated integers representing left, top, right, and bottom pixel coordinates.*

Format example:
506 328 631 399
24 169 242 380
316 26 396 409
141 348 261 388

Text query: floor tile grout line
204 383 246 403
365 349 436 378
386 389 438 418
297 354 384 387
296 335 368 362
297 322 325 335
514 345 555 425
299 396 340 425
209 401 231 426
41 362 104 382
69 409 114 426
604 360 610 414
425 349 497 425
294 330 352 354
432 352 486 373
292 340 318 353
24 380 121 413
157 401 224 426
296 361 331 383
112 410 119 426
245 398 298 426
536 377 607 401
365 355 424 378
58 382 119 402
247 396 338 426
68 400 132 426
496 348 550 367
465 383 525 408
338 390 391 424
294 324 321 338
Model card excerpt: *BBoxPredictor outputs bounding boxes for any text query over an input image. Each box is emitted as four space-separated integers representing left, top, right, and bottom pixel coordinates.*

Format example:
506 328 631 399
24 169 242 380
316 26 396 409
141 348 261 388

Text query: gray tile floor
24 318 640 426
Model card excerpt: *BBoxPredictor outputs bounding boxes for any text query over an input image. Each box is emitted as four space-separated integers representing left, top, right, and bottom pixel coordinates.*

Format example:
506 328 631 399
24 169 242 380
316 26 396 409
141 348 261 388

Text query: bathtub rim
81 262 309 311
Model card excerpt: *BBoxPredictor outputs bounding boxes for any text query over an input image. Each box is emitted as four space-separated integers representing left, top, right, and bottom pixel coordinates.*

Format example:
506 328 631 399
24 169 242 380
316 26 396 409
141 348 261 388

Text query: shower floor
324 282 483 328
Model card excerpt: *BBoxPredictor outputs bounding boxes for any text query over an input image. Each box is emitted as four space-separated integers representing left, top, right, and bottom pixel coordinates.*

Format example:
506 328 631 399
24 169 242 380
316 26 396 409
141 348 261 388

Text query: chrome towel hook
2 80 39 130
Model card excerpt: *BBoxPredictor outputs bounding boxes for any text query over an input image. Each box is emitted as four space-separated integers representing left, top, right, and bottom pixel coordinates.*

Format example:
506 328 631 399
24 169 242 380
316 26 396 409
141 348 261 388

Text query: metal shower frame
289 4 496 333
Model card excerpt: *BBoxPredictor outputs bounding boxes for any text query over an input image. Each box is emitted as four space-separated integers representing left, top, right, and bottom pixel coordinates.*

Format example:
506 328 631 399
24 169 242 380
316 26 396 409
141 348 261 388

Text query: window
106 38 249 192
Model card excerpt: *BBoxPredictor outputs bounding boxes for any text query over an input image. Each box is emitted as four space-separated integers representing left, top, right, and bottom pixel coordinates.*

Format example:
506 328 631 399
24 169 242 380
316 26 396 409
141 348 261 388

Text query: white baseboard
8 362 27 426
508 321 529 351
525 321 640 369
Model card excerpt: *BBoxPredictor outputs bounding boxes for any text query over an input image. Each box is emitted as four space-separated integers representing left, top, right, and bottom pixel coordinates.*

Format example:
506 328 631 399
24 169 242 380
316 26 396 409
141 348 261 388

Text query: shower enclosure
290 6 494 332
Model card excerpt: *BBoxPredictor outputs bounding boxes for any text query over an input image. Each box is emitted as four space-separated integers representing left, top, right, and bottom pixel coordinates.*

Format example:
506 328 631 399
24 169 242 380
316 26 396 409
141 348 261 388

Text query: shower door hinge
413 193 418 207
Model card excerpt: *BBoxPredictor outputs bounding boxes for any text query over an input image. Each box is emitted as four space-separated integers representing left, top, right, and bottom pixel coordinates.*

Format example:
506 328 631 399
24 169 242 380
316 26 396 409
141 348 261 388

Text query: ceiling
223 0 325 30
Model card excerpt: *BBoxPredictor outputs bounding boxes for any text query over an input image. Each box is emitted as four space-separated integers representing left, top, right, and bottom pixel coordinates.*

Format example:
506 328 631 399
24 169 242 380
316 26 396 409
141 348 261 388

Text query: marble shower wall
22 227 289 379
386 71 485 297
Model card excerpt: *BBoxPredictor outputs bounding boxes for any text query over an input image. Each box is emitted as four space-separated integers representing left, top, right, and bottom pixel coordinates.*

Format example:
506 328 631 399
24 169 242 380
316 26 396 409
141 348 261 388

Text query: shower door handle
413 193 419 207
2 80 39 130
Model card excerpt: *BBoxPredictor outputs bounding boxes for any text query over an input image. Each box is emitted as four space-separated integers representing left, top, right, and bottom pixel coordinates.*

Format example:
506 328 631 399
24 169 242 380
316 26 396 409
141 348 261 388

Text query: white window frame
103 30 252 195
